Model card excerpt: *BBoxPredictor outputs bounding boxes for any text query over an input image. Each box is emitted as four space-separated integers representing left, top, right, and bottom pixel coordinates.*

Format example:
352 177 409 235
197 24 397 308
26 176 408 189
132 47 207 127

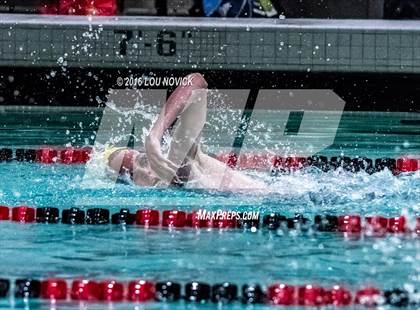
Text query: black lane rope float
0 206 418 237
0 278 417 307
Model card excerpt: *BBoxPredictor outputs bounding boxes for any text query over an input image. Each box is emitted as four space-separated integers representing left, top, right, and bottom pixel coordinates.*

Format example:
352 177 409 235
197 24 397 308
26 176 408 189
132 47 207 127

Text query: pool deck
2 14 420 73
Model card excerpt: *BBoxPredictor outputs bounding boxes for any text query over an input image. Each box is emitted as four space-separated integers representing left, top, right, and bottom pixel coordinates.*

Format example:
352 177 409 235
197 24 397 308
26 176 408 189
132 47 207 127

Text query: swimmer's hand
145 135 180 184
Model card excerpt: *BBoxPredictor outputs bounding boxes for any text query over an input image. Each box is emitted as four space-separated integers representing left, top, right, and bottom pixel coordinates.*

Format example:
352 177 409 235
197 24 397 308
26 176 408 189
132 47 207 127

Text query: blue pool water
0 161 419 309
0 107 419 309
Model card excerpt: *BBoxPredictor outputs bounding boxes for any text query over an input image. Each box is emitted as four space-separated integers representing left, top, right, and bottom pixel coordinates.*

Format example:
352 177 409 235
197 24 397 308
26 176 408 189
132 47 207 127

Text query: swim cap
102 146 126 164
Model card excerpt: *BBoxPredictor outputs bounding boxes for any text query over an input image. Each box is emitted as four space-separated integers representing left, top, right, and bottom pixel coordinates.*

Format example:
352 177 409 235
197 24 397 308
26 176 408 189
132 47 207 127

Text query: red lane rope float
11 206 36 223
0 277 417 307
0 206 419 237
396 158 419 173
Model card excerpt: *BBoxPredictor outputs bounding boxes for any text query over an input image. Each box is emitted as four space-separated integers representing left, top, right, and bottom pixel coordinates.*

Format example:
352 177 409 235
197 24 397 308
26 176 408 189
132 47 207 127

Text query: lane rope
216 152 420 175
0 206 419 236
0 147 419 174
0 147 91 165
0 278 418 307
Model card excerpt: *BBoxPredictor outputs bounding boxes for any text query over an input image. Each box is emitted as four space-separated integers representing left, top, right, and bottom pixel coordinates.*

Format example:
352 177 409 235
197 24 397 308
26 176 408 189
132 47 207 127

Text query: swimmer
104 73 265 191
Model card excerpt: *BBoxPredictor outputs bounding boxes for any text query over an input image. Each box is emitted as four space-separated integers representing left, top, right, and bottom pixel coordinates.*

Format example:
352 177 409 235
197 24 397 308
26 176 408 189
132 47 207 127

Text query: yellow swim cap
102 146 127 164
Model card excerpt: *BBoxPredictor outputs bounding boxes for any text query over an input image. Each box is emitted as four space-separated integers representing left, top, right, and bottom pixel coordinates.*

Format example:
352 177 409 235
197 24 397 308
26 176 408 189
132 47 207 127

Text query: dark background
0 68 419 112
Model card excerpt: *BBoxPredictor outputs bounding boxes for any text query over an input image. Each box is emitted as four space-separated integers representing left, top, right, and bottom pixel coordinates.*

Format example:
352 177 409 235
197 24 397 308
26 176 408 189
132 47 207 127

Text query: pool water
0 163 419 309
0 107 419 309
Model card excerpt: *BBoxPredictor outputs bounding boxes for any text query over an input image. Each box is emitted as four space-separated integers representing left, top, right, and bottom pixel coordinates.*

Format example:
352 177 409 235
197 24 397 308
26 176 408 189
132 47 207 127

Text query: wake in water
76 147 420 216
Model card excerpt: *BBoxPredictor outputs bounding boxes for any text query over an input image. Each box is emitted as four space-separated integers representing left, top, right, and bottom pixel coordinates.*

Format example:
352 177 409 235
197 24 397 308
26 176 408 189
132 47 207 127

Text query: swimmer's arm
148 73 207 142
145 73 208 182
196 152 265 190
